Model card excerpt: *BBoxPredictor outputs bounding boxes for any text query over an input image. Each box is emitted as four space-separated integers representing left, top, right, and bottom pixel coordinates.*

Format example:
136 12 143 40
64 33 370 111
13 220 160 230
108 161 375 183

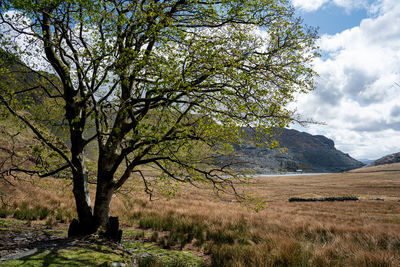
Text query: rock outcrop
219 128 364 173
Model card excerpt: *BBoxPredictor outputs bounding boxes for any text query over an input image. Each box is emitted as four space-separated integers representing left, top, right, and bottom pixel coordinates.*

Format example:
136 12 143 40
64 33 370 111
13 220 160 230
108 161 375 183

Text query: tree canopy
0 0 318 235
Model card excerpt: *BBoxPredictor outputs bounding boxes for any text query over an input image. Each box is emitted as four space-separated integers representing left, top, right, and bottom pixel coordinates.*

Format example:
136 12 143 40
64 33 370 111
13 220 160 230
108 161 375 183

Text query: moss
0 218 26 227
123 229 153 239
122 240 204 266
0 217 203 267
2 245 128 266
2 242 204 267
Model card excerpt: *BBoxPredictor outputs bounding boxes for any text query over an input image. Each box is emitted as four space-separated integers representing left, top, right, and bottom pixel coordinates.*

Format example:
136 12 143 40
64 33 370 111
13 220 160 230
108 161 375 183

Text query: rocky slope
372 152 400 166
222 128 364 173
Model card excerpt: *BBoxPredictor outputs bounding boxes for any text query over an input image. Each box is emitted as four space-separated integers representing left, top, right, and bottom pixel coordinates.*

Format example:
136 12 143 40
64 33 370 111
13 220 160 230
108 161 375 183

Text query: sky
289 0 400 160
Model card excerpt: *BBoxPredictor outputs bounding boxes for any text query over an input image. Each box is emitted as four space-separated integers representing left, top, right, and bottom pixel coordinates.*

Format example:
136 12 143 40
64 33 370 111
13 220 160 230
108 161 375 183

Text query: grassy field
1 164 400 266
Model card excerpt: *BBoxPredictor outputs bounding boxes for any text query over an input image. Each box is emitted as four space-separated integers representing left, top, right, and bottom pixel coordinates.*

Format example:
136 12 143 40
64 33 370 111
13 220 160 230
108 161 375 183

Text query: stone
111 262 126 267
104 216 123 242
68 218 81 237
289 196 359 202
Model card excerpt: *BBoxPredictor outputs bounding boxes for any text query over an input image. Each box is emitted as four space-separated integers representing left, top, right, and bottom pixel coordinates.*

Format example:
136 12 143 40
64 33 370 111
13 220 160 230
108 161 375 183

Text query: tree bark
68 151 95 236
93 176 114 229
71 170 94 233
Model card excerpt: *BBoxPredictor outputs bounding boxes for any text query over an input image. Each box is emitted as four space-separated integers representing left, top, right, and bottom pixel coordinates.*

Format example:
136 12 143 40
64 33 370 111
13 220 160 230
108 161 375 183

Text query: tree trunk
93 177 114 228
93 175 122 241
68 149 95 237
68 170 122 240
68 169 95 237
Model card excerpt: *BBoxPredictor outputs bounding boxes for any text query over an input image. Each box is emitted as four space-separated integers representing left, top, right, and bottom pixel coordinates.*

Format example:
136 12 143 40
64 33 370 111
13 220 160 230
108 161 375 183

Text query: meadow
1 164 400 266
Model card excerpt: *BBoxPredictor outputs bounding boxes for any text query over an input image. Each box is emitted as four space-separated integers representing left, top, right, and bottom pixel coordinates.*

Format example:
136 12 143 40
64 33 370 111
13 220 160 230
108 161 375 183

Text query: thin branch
0 95 72 167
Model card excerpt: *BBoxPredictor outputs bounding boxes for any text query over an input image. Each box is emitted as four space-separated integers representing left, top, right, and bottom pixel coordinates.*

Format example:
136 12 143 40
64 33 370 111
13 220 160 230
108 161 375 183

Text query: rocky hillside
223 128 364 173
372 152 400 166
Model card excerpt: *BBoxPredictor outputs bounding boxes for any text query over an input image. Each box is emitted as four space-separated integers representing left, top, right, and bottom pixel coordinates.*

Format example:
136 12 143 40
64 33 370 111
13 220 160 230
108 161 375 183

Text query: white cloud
293 0 400 160
292 0 369 12
292 0 328 12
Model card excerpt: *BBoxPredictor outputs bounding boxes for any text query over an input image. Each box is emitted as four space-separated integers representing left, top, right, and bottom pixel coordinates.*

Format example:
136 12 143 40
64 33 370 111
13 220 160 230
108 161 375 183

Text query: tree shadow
2 237 128 266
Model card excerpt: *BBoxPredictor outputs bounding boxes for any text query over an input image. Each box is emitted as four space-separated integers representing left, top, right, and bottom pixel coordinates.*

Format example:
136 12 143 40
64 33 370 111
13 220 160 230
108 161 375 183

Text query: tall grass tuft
11 202 51 220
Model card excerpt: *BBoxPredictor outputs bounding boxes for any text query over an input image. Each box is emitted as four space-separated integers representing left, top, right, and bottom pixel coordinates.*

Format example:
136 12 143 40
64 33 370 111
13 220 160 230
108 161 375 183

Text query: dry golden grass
349 162 400 173
115 169 400 266
2 167 400 266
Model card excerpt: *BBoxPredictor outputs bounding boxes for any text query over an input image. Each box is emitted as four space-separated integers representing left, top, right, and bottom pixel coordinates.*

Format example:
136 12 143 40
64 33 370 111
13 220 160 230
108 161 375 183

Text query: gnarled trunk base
67 218 95 237
67 216 122 242
103 216 123 242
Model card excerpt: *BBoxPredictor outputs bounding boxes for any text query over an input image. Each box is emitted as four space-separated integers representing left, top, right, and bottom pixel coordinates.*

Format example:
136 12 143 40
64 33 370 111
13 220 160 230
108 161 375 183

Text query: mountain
220 128 364 173
372 152 400 166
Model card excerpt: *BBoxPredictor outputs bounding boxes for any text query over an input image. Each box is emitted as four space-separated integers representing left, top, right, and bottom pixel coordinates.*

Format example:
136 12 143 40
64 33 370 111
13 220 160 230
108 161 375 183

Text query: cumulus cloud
293 0 400 159
291 0 328 12
292 0 369 12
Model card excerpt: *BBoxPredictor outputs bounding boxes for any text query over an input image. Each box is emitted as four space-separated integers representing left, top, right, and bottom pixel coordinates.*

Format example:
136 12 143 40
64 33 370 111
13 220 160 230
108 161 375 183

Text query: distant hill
358 159 374 165
219 128 364 173
372 152 400 166
349 162 400 173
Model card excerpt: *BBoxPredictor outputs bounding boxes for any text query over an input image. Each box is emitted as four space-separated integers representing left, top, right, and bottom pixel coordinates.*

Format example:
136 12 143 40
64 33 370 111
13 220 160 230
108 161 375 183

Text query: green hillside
0 50 71 179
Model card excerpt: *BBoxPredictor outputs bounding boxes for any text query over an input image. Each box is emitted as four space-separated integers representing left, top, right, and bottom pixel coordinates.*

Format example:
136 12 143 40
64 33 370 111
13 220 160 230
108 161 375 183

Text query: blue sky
290 0 400 160
299 4 369 35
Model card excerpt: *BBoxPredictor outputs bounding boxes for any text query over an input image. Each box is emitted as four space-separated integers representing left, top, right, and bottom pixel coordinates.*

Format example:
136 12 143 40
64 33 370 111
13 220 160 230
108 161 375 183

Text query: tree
0 0 317 237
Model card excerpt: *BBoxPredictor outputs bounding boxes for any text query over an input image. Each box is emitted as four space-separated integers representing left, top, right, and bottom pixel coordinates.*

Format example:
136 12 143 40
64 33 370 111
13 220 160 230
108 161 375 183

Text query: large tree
0 0 317 236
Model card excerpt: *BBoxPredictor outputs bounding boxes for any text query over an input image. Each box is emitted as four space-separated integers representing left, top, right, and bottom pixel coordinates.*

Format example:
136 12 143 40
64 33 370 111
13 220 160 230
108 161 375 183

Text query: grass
2 244 127 266
1 239 204 267
118 166 400 266
123 240 204 266
0 217 205 267
1 165 400 266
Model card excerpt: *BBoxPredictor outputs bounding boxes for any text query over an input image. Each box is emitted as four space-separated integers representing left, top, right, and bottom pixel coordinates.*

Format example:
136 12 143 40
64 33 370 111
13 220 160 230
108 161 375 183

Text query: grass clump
0 206 12 218
122 240 204 266
54 208 73 223
8 202 51 220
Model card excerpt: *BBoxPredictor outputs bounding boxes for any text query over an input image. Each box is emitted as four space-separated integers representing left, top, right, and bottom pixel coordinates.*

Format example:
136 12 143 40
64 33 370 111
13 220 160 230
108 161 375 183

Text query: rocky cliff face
222 128 364 173
372 152 400 166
